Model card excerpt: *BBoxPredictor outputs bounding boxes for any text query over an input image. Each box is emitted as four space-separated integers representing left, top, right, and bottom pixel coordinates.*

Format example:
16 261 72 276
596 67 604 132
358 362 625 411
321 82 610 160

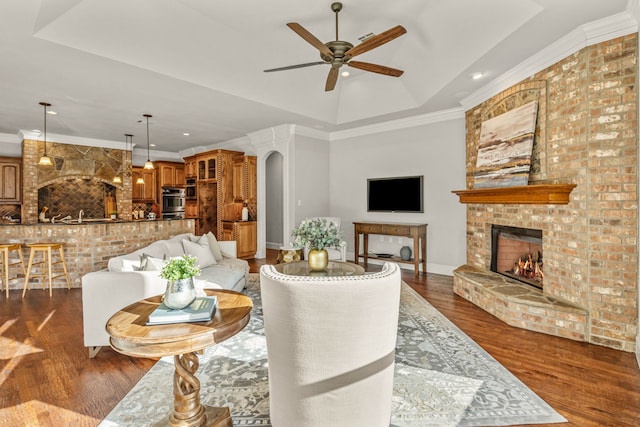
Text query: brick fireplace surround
453 34 638 352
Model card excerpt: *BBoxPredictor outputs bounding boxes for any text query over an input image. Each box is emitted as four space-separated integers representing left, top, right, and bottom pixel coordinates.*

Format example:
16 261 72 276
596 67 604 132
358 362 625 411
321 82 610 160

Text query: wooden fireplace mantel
452 184 576 205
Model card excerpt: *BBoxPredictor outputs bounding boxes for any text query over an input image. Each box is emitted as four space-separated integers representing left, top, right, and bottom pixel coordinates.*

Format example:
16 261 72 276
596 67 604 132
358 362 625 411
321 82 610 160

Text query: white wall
329 117 467 275
292 134 331 225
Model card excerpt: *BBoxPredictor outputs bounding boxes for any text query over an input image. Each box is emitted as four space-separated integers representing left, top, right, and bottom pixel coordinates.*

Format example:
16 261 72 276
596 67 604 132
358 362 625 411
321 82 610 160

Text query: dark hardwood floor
1 249 639 426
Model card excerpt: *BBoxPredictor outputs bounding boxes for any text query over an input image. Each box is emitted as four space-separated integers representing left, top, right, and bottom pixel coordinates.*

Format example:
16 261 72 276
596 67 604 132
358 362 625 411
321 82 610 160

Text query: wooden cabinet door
233 157 244 202
185 201 198 218
159 164 175 187
246 156 257 203
0 159 20 203
184 157 197 178
175 165 185 186
236 221 257 259
132 167 156 202
222 222 234 241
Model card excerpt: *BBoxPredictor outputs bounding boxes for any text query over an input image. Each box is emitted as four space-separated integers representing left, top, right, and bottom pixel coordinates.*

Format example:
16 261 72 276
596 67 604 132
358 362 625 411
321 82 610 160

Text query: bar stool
22 243 70 297
0 244 26 297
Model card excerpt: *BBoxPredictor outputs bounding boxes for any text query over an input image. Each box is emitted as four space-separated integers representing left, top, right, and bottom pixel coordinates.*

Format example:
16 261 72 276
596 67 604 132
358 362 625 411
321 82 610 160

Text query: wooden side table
106 289 253 427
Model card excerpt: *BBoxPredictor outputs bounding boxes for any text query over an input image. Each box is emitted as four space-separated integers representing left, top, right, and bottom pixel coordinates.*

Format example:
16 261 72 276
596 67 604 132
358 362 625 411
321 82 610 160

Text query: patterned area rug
101 273 566 427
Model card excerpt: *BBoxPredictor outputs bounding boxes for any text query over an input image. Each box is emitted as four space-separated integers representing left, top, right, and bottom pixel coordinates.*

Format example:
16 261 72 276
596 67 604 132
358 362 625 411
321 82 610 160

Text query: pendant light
113 133 134 183
143 113 154 170
38 102 53 166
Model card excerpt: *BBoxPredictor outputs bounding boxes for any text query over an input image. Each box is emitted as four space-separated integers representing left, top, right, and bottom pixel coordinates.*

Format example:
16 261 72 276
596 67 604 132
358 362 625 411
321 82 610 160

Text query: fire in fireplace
490 224 543 289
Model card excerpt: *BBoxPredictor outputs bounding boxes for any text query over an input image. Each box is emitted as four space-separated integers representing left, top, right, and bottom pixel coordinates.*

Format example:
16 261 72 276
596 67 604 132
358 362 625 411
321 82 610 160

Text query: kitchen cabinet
0 157 21 204
233 155 257 203
184 156 197 179
185 200 198 219
154 161 185 213
222 220 257 259
197 155 217 181
156 161 185 188
132 167 156 202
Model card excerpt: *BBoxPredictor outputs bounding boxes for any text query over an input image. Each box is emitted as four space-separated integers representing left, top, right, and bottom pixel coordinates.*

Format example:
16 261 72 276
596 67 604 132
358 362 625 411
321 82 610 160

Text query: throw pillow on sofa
140 253 167 271
204 232 224 262
182 239 217 268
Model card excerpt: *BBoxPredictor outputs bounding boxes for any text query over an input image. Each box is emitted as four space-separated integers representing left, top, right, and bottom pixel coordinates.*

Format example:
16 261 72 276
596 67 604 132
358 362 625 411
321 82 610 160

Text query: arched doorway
265 151 284 249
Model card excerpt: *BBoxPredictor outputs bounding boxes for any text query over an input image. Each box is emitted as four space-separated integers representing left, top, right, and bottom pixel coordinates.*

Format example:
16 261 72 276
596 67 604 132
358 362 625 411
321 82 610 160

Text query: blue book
146 296 218 325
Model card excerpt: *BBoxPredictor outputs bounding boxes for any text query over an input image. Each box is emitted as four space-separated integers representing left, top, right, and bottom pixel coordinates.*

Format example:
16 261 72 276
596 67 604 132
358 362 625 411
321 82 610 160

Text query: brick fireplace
453 34 638 352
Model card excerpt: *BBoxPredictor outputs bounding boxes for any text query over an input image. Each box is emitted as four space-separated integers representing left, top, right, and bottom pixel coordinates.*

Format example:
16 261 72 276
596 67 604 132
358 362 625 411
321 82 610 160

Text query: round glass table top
273 261 365 277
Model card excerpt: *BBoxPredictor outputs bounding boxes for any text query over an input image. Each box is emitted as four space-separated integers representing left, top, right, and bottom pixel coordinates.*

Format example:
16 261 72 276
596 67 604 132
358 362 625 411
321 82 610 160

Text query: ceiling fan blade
344 25 407 58
325 67 339 91
347 61 404 77
264 61 326 72
287 23 334 58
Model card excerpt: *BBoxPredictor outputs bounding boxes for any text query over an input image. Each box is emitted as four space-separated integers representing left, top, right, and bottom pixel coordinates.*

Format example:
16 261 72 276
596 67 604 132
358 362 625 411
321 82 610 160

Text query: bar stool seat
22 243 70 297
0 244 26 297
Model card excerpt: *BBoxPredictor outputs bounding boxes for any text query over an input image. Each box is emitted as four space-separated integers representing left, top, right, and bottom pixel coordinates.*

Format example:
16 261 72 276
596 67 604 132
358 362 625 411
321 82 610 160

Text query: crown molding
248 124 295 148
295 125 330 141
18 130 131 150
330 107 465 141
460 11 638 111
0 133 21 144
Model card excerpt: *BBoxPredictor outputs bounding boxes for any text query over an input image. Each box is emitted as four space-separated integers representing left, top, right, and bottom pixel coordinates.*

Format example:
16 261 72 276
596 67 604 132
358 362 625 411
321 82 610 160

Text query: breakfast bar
0 219 194 291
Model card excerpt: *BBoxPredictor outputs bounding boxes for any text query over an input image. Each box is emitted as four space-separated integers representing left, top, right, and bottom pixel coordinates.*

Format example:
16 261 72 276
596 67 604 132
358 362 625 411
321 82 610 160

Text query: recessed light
470 72 485 80
150 144 156 147
341 71 350 77
182 132 190 136
46 110 58 115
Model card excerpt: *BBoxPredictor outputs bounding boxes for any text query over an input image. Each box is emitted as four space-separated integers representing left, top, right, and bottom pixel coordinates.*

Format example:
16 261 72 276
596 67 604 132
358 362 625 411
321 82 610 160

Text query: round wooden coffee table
106 289 253 427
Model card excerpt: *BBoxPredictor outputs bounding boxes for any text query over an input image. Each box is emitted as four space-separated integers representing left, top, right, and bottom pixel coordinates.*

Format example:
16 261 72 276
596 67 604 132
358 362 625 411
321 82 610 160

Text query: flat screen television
367 176 424 213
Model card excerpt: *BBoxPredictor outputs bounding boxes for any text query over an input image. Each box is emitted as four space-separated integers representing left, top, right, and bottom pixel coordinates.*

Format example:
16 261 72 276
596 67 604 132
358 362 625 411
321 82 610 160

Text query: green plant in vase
160 255 201 309
291 218 342 271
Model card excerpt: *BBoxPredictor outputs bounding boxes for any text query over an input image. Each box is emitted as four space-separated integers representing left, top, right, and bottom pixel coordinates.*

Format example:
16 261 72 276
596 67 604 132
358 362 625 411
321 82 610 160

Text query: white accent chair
260 262 402 427
300 216 347 261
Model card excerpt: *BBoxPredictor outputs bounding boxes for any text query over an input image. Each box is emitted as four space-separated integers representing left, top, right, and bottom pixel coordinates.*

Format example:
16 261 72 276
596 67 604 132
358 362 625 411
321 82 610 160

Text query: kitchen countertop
0 218 191 226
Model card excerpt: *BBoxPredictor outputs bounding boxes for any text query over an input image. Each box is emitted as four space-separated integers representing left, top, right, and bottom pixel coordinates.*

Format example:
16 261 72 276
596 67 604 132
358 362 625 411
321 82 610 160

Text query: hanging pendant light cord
145 114 151 162
40 102 51 155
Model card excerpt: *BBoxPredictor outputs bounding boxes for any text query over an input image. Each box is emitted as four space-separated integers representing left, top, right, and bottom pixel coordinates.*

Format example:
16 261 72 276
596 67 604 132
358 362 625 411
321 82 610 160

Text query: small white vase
163 277 196 309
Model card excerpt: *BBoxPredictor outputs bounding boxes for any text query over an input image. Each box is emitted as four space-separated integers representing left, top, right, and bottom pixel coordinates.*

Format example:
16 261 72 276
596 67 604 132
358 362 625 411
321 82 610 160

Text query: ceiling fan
264 2 406 91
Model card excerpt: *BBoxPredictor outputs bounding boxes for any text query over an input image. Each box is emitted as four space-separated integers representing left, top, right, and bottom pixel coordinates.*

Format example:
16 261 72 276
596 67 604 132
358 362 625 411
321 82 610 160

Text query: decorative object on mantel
143 114 154 170
474 101 538 188
160 255 200 310
37 102 53 166
400 245 412 261
291 217 342 271
452 183 577 204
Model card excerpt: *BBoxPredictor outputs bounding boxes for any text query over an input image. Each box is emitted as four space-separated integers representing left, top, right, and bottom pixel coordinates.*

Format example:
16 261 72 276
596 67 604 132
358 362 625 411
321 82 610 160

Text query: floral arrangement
291 218 342 250
160 255 201 281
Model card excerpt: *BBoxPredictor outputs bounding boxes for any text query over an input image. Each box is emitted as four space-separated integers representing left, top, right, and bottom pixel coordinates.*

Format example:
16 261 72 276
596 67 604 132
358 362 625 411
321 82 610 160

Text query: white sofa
82 232 249 358
260 262 401 427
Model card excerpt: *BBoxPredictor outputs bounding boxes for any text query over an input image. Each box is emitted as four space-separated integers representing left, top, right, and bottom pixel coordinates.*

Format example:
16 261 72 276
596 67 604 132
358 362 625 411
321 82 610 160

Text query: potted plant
291 218 342 271
160 255 201 309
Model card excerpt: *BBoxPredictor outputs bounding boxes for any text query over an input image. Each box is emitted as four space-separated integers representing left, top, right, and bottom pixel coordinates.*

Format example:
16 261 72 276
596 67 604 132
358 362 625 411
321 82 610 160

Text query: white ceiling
0 0 634 155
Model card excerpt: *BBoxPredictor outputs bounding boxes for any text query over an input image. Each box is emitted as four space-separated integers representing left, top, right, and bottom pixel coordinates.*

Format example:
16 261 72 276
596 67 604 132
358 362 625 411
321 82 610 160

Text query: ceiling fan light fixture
38 101 53 166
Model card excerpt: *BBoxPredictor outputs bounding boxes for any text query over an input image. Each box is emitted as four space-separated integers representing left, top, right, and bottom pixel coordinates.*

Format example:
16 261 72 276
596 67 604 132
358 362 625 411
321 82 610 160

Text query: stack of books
147 295 218 325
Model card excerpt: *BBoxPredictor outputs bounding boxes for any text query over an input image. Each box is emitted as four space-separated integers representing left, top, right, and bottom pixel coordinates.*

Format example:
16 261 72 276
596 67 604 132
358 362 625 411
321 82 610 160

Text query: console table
353 222 427 277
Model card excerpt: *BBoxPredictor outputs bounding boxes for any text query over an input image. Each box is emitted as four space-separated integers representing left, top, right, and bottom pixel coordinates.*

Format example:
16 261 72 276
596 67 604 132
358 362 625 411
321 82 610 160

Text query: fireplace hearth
491 224 543 290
